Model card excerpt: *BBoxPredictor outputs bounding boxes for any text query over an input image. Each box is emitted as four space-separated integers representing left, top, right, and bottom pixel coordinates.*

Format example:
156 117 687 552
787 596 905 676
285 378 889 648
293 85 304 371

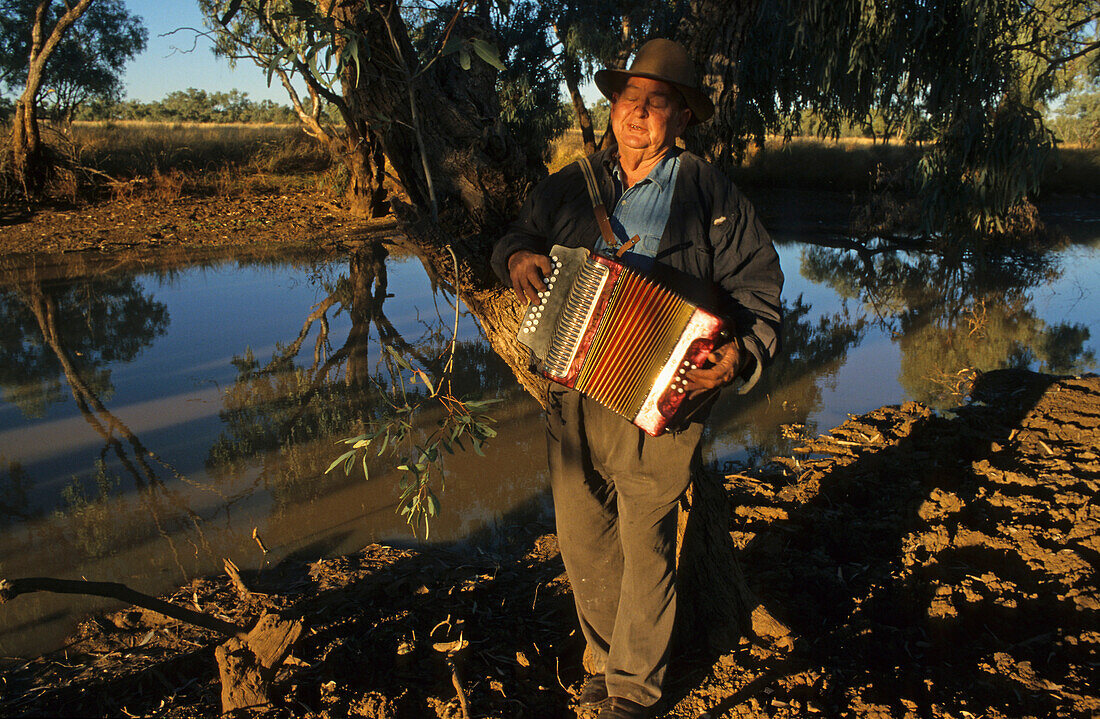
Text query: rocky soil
0 369 1095 718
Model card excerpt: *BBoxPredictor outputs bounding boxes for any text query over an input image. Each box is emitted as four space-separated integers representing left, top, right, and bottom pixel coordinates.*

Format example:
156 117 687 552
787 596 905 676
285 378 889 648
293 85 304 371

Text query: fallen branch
1 576 303 713
0 577 245 637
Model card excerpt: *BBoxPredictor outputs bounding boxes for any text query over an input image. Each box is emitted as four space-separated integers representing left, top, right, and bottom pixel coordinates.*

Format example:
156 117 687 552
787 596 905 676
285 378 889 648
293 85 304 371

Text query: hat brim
594 68 715 125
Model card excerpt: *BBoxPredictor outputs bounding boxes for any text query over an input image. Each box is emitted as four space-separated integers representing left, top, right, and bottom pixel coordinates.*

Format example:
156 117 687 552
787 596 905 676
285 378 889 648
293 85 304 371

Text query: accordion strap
579 156 619 249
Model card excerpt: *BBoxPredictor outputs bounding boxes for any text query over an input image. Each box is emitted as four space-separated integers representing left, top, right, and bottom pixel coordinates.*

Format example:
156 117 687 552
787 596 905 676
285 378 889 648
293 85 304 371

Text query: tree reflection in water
706 296 867 467
0 262 207 568
206 243 519 513
802 243 1095 409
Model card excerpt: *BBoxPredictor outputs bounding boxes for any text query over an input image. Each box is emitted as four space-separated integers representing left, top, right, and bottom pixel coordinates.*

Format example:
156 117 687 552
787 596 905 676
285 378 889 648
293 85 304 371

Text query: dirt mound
1 370 1096 718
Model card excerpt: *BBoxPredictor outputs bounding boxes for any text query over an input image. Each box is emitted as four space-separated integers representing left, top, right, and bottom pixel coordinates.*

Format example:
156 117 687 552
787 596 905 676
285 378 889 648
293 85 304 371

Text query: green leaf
342 40 361 87
362 455 369 481
458 47 471 71
441 36 464 56
464 398 502 409
326 449 355 475
469 38 505 71
471 436 485 456
419 372 435 395
426 492 440 517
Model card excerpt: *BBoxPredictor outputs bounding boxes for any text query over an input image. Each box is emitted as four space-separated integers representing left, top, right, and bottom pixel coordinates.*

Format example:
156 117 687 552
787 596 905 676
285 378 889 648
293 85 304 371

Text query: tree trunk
677 0 763 166
8 0 94 195
333 0 546 400
10 99 42 192
345 245 388 386
562 54 596 156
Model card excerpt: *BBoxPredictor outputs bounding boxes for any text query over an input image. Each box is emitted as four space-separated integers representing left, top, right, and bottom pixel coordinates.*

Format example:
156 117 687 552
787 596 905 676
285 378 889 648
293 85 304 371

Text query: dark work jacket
491 146 783 393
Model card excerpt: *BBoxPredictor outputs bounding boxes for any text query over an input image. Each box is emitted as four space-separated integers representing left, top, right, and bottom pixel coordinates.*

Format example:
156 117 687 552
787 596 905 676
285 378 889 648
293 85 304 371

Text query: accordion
517 245 726 436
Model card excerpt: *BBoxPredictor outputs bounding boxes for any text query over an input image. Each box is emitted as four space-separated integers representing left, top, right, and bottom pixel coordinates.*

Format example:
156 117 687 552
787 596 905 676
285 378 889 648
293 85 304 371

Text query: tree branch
0 577 247 638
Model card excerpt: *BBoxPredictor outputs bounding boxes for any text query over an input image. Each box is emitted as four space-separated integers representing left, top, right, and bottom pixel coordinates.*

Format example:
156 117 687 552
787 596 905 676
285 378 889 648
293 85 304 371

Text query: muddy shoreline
1 369 1096 718
0 194 1097 718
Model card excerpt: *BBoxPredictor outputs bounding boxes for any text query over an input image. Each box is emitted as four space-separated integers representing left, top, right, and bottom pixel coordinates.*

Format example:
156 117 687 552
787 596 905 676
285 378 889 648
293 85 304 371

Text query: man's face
610 77 692 155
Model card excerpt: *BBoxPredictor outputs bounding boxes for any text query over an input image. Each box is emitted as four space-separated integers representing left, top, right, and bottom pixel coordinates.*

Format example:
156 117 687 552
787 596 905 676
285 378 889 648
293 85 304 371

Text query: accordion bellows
518 245 725 436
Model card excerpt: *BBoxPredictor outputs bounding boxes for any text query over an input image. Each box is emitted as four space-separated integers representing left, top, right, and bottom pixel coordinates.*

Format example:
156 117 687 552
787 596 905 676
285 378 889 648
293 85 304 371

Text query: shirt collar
608 147 682 192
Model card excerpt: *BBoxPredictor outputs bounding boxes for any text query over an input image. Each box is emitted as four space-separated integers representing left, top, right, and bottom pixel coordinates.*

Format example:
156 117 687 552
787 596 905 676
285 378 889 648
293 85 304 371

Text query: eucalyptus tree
684 0 1100 236
2 0 146 191
196 0 1099 650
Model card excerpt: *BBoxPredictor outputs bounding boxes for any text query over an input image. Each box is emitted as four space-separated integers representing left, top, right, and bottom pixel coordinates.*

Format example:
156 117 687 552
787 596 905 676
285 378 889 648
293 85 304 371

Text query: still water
1 212 1097 658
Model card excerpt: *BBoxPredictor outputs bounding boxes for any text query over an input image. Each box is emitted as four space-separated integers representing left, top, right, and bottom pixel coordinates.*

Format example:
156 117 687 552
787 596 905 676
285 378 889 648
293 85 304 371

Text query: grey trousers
546 386 702 708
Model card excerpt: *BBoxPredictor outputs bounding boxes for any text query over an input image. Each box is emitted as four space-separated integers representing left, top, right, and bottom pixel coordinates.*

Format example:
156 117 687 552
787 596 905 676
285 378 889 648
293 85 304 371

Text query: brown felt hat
594 38 714 124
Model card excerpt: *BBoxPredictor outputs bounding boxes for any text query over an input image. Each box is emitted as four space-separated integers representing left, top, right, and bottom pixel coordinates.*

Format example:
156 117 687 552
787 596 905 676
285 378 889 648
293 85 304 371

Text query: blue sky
119 1 599 106
122 0 289 103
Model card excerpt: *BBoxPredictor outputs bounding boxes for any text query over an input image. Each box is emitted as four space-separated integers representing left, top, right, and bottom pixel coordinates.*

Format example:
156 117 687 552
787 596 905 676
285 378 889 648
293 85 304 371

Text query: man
491 39 783 719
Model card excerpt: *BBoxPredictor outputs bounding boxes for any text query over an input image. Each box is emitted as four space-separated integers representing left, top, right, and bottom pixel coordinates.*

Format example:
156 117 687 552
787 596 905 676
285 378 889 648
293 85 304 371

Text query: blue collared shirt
594 149 682 264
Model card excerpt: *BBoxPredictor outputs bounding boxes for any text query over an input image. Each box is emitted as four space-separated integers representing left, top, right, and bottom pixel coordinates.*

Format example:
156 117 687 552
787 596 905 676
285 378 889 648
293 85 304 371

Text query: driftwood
0 574 302 713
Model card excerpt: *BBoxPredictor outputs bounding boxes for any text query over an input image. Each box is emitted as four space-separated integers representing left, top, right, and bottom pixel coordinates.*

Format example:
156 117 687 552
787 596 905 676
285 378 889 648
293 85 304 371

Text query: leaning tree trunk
9 0 93 195
336 0 787 655
334 1 547 403
562 53 597 156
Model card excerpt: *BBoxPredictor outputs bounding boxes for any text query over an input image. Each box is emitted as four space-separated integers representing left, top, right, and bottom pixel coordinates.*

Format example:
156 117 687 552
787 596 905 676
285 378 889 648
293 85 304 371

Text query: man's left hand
684 340 747 398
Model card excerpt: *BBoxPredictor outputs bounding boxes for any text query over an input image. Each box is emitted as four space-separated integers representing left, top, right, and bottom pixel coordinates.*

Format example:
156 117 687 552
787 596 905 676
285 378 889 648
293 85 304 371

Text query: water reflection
0 222 1096 659
0 247 545 658
705 296 867 468
801 244 1095 408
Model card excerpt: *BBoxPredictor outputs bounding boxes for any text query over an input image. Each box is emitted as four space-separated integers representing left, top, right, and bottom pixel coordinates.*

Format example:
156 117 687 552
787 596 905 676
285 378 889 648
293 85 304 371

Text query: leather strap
579 156 619 249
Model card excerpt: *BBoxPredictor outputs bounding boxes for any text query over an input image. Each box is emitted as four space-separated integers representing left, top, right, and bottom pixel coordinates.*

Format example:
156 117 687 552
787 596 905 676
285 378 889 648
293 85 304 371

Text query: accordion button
677 387 684 393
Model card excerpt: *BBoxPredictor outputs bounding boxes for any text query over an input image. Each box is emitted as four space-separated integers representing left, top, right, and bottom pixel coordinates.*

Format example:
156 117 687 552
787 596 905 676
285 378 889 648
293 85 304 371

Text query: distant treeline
74 88 303 124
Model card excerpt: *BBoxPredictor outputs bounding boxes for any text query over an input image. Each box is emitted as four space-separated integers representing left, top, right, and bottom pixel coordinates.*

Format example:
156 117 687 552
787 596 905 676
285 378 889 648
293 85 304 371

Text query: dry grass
1043 144 1100 195
10 121 1098 205
729 137 918 192
549 131 1100 196
548 131 918 192
70 121 330 176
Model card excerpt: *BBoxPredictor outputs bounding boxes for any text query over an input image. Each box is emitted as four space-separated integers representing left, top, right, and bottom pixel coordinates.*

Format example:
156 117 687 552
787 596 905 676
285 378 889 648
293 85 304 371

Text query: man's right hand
507 250 553 304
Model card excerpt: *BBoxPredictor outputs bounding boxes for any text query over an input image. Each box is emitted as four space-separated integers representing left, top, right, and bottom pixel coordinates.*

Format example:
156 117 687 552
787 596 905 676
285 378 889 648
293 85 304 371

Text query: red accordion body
517 246 725 436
